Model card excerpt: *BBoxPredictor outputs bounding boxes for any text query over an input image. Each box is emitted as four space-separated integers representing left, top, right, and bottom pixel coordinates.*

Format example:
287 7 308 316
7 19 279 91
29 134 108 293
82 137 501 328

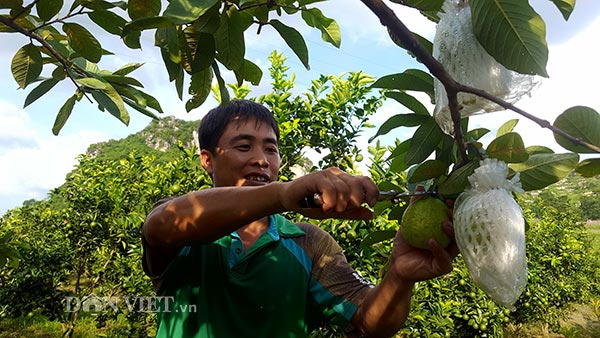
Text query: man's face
201 117 280 187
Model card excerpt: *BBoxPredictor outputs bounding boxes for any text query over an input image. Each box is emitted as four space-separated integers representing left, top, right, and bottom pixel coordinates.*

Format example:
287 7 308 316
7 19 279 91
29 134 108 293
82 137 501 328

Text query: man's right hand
279 167 379 220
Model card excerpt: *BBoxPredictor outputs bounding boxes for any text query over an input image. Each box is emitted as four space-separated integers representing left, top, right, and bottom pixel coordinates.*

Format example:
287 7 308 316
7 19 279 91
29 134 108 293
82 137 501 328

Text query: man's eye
235 145 251 151
267 147 279 154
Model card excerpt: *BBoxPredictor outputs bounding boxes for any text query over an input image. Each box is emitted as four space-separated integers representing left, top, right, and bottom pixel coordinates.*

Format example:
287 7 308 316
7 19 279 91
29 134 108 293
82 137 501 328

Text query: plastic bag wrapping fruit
453 158 527 309
432 0 539 134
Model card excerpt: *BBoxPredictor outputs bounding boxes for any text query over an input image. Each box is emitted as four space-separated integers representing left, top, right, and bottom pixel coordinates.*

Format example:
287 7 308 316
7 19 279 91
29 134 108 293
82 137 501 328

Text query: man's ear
200 149 214 174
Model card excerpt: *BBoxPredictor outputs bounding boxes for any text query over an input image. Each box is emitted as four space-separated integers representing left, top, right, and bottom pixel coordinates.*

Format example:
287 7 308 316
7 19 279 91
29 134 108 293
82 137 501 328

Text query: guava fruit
400 197 451 249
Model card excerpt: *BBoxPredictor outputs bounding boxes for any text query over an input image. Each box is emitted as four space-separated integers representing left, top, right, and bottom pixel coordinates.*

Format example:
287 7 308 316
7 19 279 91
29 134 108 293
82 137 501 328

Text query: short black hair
197 99 280 154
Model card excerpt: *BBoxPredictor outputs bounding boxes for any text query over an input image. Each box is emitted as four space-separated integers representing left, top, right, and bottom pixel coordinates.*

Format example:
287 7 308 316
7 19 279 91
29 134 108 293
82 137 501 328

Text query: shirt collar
230 214 305 240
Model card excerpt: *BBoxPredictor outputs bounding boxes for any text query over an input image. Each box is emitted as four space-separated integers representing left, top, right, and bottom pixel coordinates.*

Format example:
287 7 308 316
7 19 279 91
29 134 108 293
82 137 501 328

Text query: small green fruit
400 197 451 250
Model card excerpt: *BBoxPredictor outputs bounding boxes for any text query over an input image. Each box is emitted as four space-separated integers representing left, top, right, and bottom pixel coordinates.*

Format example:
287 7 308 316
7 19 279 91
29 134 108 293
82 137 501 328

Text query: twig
459 84 600 152
360 0 599 155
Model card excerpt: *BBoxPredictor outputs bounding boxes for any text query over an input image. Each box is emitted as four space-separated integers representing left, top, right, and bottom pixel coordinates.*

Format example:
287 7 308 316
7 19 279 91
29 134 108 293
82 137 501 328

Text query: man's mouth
245 175 270 183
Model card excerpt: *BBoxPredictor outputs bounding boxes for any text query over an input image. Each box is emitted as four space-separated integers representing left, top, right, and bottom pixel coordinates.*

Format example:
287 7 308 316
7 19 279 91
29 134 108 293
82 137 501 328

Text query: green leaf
509 153 579 191
389 0 443 11
385 91 430 116
123 30 142 49
360 230 396 247
371 69 434 98
182 29 215 73
464 128 490 141
369 114 431 142
526 145 554 155
186 67 213 111
77 0 125 11
156 26 183 81
244 59 263 85
11 44 42 89
122 16 175 37
470 0 548 77
0 0 23 10
52 94 77 135
76 77 107 90
487 132 529 163
88 9 127 35
90 84 130 125
575 158 600 178
408 159 448 183
24 78 59 107
270 19 309 70
497 119 519 136
301 7 341 48
175 68 184 99
405 119 444 165
63 23 102 63
438 161 479 196
101 74 144 87
212 62 229 104
388 140 411 172
113 63 144 76
36 0 62 21
128 0 160 20
553 106 600 153
215 7 245 71
550 0 575 20
113 83 147 106
189 5 221 33
122 96 159 119
164 0 219 24
139 91 164 114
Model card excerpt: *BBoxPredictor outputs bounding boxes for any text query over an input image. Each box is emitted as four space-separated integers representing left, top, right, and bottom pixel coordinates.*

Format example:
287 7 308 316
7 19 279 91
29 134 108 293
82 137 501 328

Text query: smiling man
142 99 457 338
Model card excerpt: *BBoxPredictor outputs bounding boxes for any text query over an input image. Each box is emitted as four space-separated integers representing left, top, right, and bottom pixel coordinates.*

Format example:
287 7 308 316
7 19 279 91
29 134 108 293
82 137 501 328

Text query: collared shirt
145 214 373 338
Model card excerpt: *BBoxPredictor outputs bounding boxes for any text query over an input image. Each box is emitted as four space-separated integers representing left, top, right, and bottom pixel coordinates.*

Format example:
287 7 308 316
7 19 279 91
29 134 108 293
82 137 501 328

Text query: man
142 99 457 337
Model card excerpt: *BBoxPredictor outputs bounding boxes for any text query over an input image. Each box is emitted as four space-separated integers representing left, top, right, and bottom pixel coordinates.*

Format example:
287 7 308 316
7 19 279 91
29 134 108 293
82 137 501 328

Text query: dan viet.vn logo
64 295 196 313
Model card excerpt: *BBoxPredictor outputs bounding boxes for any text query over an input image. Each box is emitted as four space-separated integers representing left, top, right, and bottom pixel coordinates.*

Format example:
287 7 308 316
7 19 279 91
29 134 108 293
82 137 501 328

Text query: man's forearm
143 183 287 247
352 270 415 338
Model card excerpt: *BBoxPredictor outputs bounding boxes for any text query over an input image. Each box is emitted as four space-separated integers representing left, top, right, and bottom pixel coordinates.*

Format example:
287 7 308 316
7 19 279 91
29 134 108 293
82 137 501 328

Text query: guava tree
1 0 598 181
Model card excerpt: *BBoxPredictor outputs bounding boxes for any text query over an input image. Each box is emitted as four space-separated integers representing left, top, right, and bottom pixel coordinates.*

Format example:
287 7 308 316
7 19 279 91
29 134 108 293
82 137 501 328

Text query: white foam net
454 158 527 309
432 0 540 134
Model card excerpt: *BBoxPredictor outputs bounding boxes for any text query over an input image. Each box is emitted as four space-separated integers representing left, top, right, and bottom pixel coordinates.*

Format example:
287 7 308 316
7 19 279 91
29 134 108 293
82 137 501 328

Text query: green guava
400 197 451 250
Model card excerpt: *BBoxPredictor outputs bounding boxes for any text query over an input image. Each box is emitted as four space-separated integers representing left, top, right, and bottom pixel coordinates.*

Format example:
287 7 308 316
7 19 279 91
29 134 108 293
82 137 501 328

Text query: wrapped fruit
453 158 527 309
432 0 539 134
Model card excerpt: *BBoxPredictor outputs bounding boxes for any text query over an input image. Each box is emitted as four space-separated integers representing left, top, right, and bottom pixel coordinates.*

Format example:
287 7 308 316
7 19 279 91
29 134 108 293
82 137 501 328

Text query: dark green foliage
512 205 600 329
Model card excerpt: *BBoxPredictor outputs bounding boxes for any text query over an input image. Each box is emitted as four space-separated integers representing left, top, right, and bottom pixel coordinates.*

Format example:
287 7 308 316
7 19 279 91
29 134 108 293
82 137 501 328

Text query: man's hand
389 187 459 282
279 167 379 220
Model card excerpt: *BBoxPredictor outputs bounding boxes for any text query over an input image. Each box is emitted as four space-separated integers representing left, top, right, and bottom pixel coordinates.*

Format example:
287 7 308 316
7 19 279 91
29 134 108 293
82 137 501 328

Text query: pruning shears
299 190 438 208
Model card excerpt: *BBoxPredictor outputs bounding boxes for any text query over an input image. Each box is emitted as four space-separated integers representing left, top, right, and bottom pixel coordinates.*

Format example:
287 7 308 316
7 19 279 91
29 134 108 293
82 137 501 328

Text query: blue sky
1 0 600 215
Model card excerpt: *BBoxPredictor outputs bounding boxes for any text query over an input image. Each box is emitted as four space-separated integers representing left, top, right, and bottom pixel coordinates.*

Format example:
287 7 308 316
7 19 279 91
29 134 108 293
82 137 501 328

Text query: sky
1 0 599 216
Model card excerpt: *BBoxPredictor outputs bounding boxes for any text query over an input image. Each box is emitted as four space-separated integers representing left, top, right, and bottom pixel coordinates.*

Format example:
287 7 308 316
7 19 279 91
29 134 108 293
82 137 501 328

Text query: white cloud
0 100 108 215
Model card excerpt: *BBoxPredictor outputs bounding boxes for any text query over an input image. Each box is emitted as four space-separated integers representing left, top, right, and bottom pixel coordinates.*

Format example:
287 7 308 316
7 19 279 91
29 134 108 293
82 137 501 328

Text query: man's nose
251 149 269 167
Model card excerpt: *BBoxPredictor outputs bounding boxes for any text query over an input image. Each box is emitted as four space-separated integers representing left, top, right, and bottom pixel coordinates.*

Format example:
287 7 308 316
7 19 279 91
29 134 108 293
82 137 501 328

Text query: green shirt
149 214 372 338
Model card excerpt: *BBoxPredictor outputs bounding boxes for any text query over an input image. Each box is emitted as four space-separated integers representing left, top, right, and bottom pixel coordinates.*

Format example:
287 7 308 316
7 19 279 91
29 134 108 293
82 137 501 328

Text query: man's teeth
247 176 268 182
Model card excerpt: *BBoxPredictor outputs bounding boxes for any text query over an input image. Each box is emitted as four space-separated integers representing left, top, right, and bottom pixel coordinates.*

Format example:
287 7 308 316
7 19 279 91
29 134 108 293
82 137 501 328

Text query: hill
86 116 200 163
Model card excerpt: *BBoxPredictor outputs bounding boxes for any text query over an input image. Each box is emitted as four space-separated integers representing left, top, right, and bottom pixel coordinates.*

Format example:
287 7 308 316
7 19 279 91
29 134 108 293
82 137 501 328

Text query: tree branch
360 0 599 155
0 15 92 103
458 84 600 152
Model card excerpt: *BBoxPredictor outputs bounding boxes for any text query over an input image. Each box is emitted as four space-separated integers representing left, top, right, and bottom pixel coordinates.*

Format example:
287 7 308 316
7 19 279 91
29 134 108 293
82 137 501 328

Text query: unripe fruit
400 197 451 250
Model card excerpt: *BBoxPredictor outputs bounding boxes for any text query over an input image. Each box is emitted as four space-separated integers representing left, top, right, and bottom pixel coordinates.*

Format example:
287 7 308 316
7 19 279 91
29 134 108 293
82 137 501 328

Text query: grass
0 314 128 338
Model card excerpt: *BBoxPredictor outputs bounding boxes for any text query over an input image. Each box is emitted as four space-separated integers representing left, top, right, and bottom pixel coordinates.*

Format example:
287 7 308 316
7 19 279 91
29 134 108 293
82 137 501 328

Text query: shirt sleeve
141 197 175 284
294 222 374 327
